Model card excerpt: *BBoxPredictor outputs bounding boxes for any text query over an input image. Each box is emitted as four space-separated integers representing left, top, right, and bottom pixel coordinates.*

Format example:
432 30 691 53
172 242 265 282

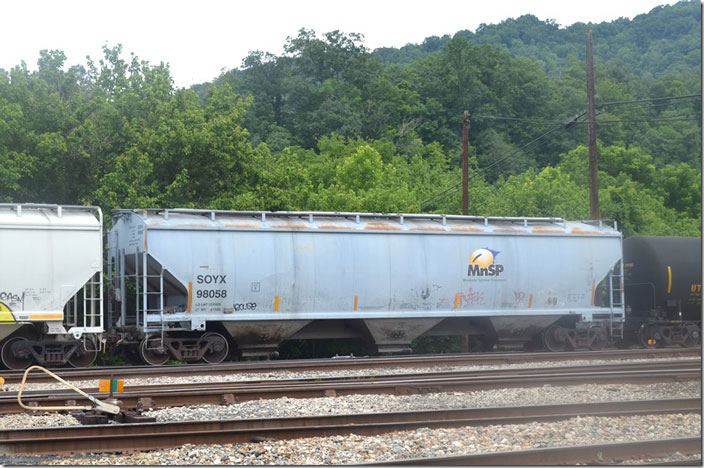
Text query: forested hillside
376 1 701 79
0 1 700 237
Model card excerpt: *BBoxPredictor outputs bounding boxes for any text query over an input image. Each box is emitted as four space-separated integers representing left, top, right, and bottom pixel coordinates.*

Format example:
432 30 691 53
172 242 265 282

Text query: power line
421 94 701 210
472 114 565 125
598 99 697 114
421 121 565 209
472 94 701 125
597 94 700 108
577 117 700 124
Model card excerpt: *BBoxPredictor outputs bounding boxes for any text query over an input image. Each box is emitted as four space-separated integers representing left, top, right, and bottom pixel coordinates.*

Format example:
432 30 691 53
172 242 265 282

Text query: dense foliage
0 1 700 238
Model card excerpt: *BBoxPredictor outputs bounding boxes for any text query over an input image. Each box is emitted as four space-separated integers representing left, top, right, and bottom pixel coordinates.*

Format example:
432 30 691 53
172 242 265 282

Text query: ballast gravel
0 380 699 430
145 381 702 423
0 358 699 465
5 413 700 465
1 356 698 392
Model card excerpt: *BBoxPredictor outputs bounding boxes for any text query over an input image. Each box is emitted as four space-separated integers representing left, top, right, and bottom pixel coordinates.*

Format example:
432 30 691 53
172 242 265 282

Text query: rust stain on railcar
271 224 311 229
318 224 354 230
449 226 484 232
364 223 402 231
409 226 447 232
570 227 611 235
223 224 260 229
532 227 566 234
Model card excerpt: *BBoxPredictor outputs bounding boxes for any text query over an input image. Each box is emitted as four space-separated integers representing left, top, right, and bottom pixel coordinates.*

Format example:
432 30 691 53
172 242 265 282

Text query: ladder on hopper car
131 252 169 345
608 259 625 339
64 272 103 331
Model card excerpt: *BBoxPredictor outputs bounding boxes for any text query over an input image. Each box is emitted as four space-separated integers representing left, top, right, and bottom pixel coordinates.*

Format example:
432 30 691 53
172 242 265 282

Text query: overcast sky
2 0 683 88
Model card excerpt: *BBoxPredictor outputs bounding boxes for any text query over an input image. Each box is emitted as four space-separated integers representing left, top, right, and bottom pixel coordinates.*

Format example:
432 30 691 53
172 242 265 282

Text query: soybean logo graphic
468 247 504 277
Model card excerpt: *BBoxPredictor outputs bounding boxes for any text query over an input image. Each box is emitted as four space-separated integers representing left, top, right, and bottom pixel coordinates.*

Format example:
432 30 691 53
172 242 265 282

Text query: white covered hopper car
0 204 103 369
106 209 625 365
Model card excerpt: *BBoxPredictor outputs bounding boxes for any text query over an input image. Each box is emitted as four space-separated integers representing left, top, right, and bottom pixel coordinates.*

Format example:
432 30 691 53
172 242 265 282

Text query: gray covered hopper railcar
107 209 625 364
0 204 104 369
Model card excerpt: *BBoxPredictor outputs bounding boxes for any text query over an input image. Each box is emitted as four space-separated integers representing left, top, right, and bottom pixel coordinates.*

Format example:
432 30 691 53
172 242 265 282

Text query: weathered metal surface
0 204 103 335
0 401 699 456
108 210 623 349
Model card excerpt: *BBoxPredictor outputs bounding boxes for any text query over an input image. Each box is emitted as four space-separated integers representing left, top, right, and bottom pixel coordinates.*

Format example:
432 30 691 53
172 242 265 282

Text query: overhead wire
420 93 701 210
420 120 571 209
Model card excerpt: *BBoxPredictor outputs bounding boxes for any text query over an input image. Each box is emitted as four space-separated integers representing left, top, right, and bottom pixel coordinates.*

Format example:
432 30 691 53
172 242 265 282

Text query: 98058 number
196 289 227 299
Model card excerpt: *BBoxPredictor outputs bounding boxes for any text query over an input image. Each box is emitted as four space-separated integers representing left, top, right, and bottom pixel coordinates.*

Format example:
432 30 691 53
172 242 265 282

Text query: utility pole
462 110 470 216
586 30 600 219
461 110 470 353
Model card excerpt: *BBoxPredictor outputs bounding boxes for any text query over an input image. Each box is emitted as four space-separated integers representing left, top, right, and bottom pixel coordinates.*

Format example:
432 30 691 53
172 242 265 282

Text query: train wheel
682 324 701 348
1 337 33 370
140 336 169 366
68 339 98 368
637 324 658 349
543 325 568 352
202 332 229 364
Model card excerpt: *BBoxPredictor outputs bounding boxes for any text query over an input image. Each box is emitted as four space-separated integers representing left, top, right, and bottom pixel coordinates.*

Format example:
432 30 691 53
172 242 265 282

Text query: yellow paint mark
354 295 359 311
528 294 533 309
274 295 280 312
454 293 460 309
99 379 124 393
28 314 63 320
187 282 193 313
667 266 672 294
591 280 596 306
0 377 4 386
0 302 14 322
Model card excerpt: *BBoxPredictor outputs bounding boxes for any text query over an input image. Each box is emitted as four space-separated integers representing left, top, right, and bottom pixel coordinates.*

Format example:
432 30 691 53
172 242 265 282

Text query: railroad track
365 438 702 466
0 348 698 384
3 360 700 414
0 399 699 456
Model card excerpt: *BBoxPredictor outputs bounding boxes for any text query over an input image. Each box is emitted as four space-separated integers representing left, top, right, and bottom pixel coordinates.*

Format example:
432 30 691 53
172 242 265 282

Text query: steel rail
0 399 699 456
3 361 700 400
6 359 698 397
0 348 698 384
363 438 702 465
0 364 699 414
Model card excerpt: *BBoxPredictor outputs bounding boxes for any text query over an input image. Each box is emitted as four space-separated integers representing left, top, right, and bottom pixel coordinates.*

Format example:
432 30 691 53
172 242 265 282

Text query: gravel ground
145 380 702 423
0 358 699 465
0 380 699 429
2 413 699 465
1 356 698 392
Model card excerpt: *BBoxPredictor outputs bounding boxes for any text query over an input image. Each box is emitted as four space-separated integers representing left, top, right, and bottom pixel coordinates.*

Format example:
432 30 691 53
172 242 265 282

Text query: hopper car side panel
138 229 621 321
108 210 624 359
0 204 104 369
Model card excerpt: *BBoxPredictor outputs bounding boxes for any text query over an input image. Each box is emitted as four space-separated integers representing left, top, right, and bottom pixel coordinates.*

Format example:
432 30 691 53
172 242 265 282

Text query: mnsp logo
468 247 504 277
